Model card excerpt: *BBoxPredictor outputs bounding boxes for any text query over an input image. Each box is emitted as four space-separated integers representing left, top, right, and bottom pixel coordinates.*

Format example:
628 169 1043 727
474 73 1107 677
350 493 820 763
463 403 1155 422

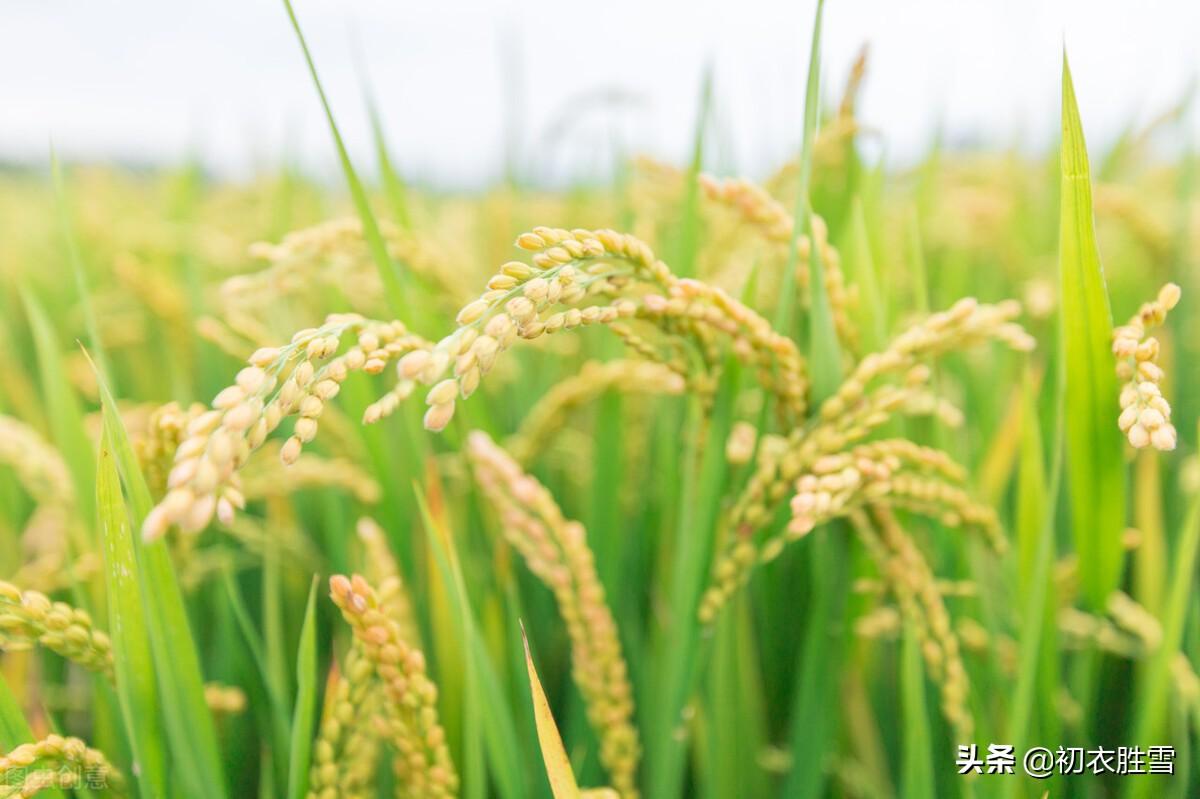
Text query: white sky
2 1 1197 186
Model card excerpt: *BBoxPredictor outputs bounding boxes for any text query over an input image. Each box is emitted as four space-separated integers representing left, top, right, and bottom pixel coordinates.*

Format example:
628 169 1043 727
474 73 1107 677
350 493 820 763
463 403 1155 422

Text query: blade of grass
783 6 853 796
0 675 66 799
899 622 933 799
703 593 768 799
281 0 410 320
222 567 292 787
366 95 412 231
842 197 887 353
1005 376 1063 799
648 359 740 798
1125 449 1200 799
521 623 582 799
776 0 833 375
93 363 228 799
23 291 96 528
51 151 113 393
416 485 525 799
286 577 320 799
1133 452 1167 616
672 66 712 279
97 420 168 798
781 524 849 799
1059 52 1127 610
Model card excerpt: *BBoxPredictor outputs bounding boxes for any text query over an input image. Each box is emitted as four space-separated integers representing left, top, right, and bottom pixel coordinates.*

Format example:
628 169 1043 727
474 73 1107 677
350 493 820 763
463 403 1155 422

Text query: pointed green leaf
0 675 66 799
97 418 167 798
1058 53 1127 609
281 0 410 320
94 366 228 798
286 577 320 799
22 290 95 527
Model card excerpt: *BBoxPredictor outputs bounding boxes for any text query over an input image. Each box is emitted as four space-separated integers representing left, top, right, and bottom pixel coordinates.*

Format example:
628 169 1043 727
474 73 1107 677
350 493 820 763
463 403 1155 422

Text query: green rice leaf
1058 52 1127 609
1125 460 1200 799
415 486 523 799
0 676 67 799
97 418 167 798
673 66 712 279
899 622 933 799
842 197 887 353
51 152 113 393
1005 376 1063 798
22 290 96 527
281 0 411 320
366 93 412 231
222 567 292 783
648 359 740 798
286 577 320 799
94 367 228 799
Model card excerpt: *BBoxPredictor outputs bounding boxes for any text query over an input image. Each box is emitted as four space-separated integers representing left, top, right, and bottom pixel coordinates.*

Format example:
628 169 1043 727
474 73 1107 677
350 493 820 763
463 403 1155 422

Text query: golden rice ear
700 174 857 351
328 573 459 797
0 579 114 679
1114 283 1181 451
0 414 74 508
144 316 429 540
0 735 126 796
851 506 974 742
307 641 381 798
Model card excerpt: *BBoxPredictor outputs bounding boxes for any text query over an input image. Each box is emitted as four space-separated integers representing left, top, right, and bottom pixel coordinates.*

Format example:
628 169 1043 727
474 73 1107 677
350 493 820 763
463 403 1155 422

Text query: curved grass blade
1005 377 1063 799
900 622 933 799
0 675 65 799
1125 458 1200 799
222 567 291 787
521 623 581 799
22 290 96 528
51 151 113 393
281 0 410 320
1058 52 1126 609
94 364 228 799
286 577 320 799
416 486 525 799
97 419 167 798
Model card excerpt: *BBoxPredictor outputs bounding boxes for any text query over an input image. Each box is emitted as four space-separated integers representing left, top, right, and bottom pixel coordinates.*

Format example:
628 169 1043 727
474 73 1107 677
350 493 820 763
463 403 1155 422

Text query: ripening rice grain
700 436 998 623
0 580 113 679
0 734 126 797
700 174 858 351
850 506 974 741
143 314 429 540
0 414 75 509
1114 283 1181 450
204 683 248 715
307 641 382 799
329 574 458 799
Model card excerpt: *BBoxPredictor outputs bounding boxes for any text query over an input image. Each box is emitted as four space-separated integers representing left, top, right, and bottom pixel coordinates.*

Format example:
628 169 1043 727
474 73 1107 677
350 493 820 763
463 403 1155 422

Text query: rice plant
0 4 1197 798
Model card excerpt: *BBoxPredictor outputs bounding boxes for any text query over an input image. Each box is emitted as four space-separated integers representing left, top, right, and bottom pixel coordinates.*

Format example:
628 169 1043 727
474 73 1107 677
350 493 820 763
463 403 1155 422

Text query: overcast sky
3 1 1197 186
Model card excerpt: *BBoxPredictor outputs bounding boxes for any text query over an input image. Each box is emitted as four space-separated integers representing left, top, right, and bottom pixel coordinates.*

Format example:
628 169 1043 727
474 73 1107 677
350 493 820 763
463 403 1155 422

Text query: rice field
0 4 1198 798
